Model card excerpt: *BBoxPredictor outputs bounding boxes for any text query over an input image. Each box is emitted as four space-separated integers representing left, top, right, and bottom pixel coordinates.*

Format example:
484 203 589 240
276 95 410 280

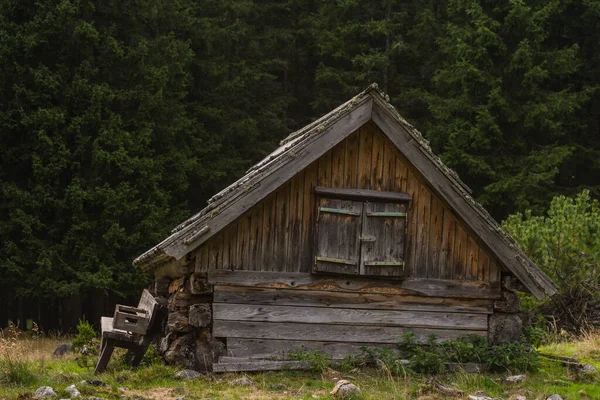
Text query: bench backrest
137 289 158 326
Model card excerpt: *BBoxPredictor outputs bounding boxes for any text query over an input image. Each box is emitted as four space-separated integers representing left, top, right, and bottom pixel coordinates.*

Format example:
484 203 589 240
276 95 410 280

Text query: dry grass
539 328 600 365
0 322 68 363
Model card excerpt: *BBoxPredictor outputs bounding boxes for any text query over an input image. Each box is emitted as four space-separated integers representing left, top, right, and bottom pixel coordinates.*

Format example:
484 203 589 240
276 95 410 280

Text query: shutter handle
360 235 376 242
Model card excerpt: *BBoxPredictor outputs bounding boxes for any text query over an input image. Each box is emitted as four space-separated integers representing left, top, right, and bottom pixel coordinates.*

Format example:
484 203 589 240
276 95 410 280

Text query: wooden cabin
134 84 556 372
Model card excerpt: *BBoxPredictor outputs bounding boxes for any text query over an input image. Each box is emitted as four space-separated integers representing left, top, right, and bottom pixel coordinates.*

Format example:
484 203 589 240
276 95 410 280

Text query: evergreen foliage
0 0 599 328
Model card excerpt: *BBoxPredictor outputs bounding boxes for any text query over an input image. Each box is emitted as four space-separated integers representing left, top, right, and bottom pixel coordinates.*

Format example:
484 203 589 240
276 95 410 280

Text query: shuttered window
314 198 362 275
313 188 409 278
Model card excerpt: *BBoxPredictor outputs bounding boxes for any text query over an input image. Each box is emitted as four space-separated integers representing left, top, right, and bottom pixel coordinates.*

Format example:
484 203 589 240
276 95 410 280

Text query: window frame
313 187 411 278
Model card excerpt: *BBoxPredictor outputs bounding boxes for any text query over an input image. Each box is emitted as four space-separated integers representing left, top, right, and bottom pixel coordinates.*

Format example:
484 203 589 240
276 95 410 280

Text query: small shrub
72 318 96 351
289 350 331 372
484 342 539 373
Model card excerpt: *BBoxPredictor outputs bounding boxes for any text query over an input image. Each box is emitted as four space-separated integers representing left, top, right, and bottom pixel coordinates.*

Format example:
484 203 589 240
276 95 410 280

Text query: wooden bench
94 289 159 373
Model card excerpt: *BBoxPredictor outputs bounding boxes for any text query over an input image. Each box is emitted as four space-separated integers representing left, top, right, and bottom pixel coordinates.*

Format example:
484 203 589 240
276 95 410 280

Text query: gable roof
133 84 557 300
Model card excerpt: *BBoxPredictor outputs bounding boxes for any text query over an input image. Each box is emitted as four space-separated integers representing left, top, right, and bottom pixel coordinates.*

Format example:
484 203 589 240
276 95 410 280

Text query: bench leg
130 347 146 367
95 339 115 374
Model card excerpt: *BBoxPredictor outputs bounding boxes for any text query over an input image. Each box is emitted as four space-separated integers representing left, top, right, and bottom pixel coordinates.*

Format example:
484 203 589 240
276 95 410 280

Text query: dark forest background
1 0 598 332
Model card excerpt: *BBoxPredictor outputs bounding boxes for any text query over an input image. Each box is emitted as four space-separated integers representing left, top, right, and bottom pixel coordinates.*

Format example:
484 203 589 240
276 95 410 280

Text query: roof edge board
136 97 374 266
370 98 556 300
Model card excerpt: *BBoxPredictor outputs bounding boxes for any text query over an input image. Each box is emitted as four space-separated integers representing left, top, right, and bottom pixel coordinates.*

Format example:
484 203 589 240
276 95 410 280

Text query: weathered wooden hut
134 84 556 372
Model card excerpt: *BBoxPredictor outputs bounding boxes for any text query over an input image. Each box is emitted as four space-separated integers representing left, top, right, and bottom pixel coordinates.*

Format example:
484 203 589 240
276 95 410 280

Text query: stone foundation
488 274 523 345
151 273 224 373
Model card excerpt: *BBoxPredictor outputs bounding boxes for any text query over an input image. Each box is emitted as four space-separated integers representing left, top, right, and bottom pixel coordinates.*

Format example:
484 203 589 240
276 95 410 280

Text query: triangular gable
134 84 556 300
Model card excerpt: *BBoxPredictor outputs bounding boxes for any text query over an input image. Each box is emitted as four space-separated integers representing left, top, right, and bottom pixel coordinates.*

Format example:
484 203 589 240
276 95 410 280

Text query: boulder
52 344 72 357
33 386 57 398
65 384 81 397
488 314 522 345
195 331 225 373
230 377 254 386
175 369 202 380
164 332 196 369
330 380 361 399
189 304 211 328
546 395 563 400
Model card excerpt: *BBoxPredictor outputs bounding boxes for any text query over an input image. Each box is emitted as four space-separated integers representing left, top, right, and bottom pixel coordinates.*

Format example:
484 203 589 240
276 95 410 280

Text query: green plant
484 342 539 373
289 350 331 372
72 318 96 352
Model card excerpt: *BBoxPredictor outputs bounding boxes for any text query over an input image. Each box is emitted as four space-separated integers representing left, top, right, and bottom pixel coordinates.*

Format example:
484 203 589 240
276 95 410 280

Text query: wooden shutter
314 198 362 275
360 202 406 277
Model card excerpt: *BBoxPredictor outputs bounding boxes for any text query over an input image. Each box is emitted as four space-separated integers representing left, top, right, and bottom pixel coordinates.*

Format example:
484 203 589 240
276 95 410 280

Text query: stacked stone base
152 273 224 373
489 275 523 345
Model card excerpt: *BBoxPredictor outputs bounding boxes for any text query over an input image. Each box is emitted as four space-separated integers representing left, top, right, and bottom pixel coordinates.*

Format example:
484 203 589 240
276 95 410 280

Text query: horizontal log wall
193 121 501 282
212 282 492 359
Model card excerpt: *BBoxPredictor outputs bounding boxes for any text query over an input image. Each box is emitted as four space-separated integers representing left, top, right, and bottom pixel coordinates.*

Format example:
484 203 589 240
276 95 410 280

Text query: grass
0 331 598 400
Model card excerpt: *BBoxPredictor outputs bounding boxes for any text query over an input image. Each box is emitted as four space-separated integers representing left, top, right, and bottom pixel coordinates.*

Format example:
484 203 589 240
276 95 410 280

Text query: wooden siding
213 284 491 358
193 121 501 282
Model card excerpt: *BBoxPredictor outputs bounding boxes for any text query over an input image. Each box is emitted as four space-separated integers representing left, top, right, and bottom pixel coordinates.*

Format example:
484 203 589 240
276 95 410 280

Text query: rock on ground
65 384 81 397
547 395 563 400
33 386 57 398
51 344 72 357
175 369 202 380
269 384 288 390
579 364 598 374
504 374 526 383
230 377 254 386
467 396 502 400
330 380 361 399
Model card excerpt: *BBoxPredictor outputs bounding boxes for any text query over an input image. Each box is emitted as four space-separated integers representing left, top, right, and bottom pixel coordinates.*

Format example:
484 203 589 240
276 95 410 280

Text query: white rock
175 369 202 380
546 395 563 400
504 374 526 383
230 377 254 386
579 364 598 374
34 386 57 398
65 384 81 397
467 396 502 400
330 380 361 398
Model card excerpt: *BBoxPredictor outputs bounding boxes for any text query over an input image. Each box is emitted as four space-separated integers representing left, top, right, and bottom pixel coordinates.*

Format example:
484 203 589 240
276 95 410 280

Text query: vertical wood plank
467 236 479 280
208 235 223 269
357 125 373 189
405 168 418 277
318 150 332 187
489 257 500 283
371 129 385 191
228 222 239 268
260 194 276 271
414 183 431 277
331 141 345 188
382 137 396 191
195 245 209 272
221 226 231 269
287 172 305 272
237 211 251 270
301 161 319 272
454 223 468 280
249 202 263 271
479 248 490 282
273 183 290 272
428 197 444 279
344 130 359 189
440 211 456 279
